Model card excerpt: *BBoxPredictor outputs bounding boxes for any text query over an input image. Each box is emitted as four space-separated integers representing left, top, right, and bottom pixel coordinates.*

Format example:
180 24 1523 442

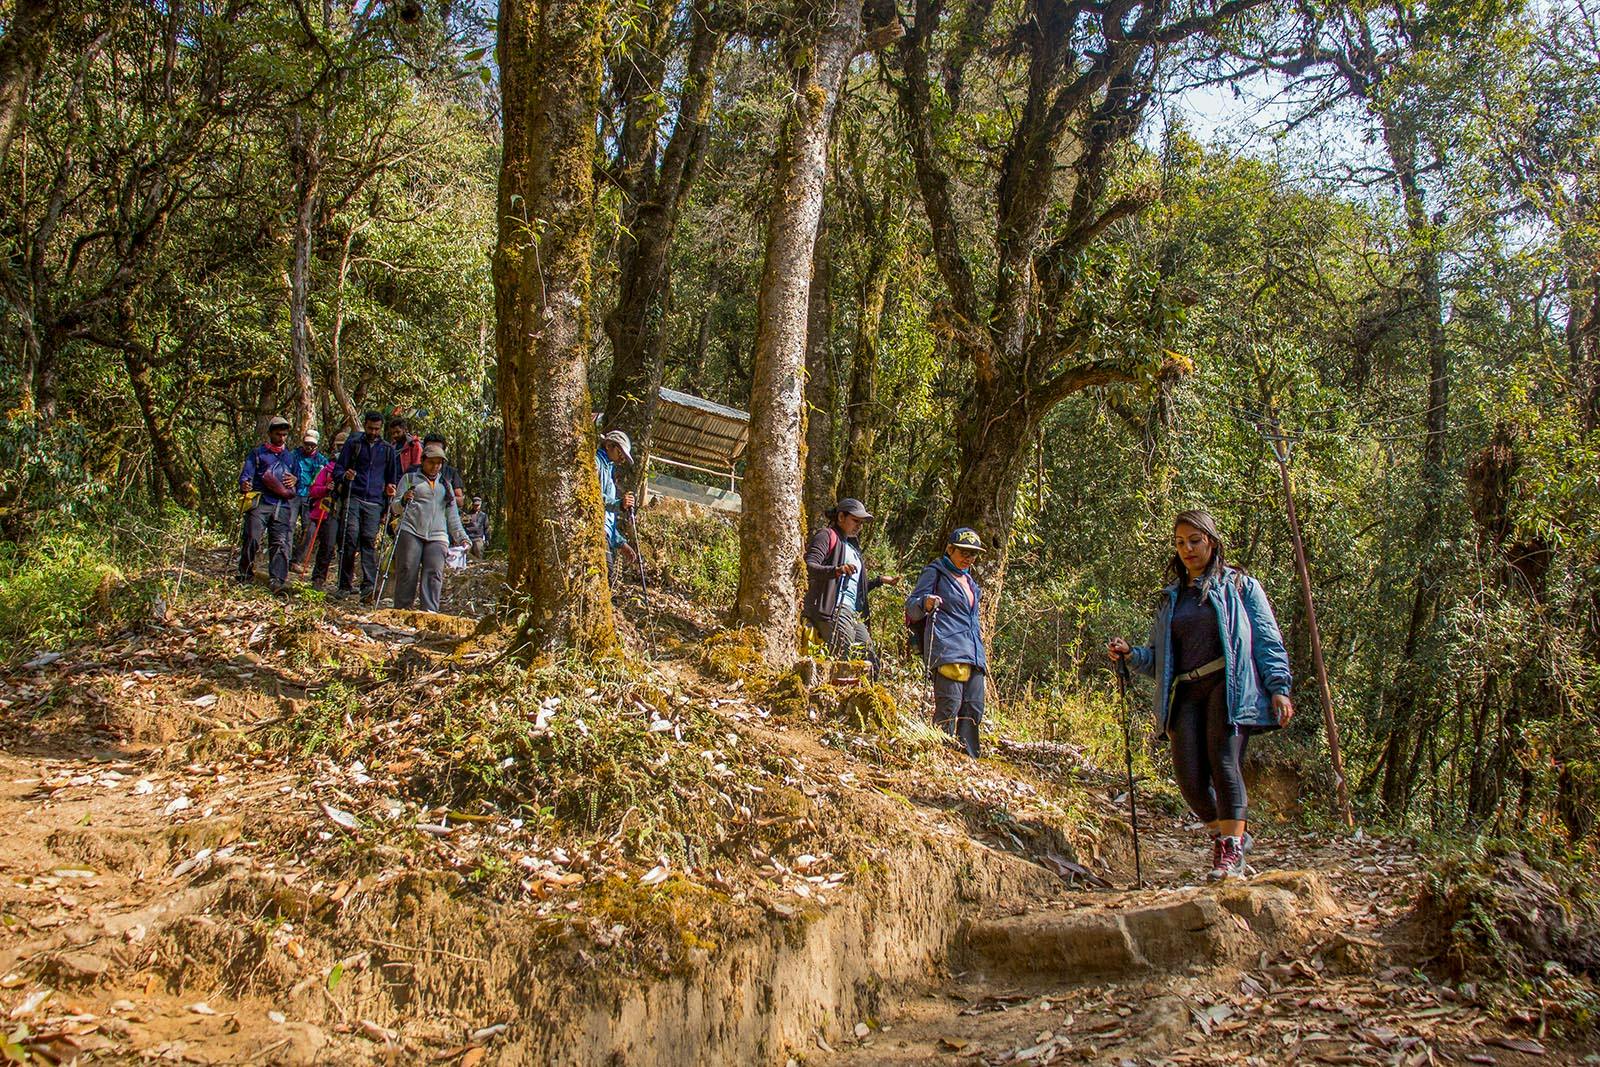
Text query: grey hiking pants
238 497 297 584
392 531 445 612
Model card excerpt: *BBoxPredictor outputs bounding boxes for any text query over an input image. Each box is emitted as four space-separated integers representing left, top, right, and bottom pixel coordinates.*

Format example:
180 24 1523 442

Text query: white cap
601 429 633 463
303 428 320 444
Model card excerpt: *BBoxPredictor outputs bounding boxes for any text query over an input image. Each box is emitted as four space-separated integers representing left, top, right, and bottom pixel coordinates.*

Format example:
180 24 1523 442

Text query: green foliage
645 508 740 603
0 510 219 661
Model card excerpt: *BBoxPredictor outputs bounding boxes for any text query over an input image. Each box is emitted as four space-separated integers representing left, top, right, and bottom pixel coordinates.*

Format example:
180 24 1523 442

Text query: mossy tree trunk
493 0 616 654
802 197 838 527
599 0 723 494
735 0 862 662
0 0 61 165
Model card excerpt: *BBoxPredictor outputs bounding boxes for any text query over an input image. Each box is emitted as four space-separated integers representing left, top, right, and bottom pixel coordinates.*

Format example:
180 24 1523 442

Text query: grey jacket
390 470 468 545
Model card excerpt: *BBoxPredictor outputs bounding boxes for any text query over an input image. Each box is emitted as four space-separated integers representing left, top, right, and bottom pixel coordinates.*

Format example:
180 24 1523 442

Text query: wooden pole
1265 412 1355 828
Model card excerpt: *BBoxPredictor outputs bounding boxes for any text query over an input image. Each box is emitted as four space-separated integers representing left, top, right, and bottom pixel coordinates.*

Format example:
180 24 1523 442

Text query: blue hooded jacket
1128 566 1293 736
291 448 327 499
905 555 987 672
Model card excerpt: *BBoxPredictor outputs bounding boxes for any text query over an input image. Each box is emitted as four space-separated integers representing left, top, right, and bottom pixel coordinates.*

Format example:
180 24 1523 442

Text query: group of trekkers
802 498 1294 882
241 412 1294 881
236 412 490 610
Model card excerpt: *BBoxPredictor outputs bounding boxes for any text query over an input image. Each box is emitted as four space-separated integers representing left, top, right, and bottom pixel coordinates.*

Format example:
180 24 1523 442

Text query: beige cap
422 443 446 460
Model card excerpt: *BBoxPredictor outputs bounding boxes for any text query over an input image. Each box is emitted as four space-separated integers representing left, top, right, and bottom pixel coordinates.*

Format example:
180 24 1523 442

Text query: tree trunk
735 0 861 661
288 115 321 438
801 199 836 526
1376 115 1450 817
492 0 616 653
941 370 1040 630
122 344 201 509
837 247 890 500
0 0 61 164
323 223 361 430
600 3 722 494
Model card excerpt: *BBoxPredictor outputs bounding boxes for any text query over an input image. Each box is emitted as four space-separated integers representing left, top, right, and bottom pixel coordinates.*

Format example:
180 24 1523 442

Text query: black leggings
1169 673 1249 824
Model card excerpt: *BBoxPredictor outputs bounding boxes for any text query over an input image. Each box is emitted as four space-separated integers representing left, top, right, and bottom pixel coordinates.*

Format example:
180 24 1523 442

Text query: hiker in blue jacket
330 410 399 599
802 497 900 674
288 428 328 569
1108 509 1295 882
597 429 637 572
236 415 300 594
905 527 990 758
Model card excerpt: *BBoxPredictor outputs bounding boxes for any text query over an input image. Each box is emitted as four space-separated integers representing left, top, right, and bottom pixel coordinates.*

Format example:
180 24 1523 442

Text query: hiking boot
1208 835 1223 873
269 580 286 596
1209 836 1246 881
234 574 252 586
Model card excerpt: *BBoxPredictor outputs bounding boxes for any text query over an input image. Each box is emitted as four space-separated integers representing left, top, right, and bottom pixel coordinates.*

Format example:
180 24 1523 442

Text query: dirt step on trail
816 827 1567 1066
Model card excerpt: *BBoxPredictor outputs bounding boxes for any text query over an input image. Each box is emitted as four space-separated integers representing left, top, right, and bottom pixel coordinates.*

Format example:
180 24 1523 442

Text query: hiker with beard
802 497 899 675
1108 509 1294 881
236 416 300 594
905 527 990 758
331 411 399 599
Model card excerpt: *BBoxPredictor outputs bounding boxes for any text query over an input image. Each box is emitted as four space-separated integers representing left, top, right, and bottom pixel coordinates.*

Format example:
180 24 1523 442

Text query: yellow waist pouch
937 663 973 682
239 490 260 513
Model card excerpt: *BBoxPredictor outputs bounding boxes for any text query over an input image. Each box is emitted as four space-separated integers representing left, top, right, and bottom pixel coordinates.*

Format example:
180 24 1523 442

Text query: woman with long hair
1108 510 1294 880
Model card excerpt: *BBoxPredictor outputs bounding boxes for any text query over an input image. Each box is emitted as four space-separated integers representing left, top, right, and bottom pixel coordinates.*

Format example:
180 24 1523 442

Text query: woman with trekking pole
906 527 990 759
1107 510 1294 881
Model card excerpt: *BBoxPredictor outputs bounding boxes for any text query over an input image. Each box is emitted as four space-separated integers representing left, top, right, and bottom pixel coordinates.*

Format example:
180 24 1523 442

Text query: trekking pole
627 505 649 606
373 517 402 607
1114 656 1145 889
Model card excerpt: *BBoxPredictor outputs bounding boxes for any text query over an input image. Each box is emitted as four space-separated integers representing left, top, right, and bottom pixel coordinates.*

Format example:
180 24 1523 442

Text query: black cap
833 497 873 520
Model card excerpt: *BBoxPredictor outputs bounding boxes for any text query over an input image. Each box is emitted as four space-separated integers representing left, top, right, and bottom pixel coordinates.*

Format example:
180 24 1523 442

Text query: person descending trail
388 415 422 473
596 429 638 576
288 428 328 567
332 411 399 600
906 528 990 758
803 497 900 676
236 415 300 594
1108 509 1295 881
406 434 466 509
301 430 348 589
463 497 490 559
388 442 470 612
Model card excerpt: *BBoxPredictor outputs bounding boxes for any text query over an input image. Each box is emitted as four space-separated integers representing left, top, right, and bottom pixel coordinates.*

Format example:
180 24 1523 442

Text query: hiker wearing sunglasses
1107 509 1294 882
905 527 990 758
803 497 900 675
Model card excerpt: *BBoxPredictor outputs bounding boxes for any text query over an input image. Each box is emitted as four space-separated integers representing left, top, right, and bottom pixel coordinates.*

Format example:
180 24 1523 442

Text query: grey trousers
239 497 297 584
811 607 880 677
392 531 445 612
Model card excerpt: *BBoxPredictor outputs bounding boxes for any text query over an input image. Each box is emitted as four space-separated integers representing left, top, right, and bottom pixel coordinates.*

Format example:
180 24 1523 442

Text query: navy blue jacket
331 433 399 503
239 444 297 500
905 555 987 672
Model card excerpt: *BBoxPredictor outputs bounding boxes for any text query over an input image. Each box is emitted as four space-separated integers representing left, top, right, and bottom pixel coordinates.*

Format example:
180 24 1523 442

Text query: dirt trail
0 549 1588 1064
